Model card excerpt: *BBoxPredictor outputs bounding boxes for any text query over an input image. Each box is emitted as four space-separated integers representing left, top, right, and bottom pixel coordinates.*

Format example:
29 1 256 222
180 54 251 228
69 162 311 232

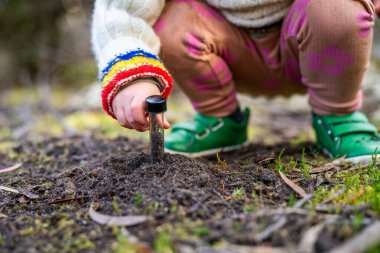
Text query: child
92 0 380 163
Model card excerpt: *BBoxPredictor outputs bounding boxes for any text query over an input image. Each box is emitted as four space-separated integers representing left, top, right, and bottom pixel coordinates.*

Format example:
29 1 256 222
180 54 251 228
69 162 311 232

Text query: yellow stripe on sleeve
101 56 165 87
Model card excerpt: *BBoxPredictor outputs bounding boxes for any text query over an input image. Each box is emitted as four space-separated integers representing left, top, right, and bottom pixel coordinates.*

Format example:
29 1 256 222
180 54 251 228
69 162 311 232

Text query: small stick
279 171 308 198
0 163 23 174
329 222 380 253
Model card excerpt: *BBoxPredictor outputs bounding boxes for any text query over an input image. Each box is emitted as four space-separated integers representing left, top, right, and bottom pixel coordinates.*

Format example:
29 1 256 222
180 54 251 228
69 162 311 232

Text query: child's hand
112 81 171 132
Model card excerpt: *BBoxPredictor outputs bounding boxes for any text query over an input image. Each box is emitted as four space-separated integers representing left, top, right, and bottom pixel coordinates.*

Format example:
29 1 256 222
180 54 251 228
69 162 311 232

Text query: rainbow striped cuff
100 49 173 119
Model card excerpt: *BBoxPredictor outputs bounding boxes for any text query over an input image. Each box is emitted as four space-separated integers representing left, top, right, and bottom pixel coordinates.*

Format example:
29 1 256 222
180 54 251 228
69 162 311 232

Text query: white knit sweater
92 0 293 117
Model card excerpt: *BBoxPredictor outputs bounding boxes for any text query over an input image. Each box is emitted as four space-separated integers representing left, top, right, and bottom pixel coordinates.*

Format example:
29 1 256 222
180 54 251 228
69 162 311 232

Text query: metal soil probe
146 95 167 163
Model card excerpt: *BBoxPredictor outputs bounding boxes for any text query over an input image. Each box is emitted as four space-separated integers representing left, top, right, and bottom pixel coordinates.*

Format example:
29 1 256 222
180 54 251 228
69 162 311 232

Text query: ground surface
1 135 380 253
1 67 380 253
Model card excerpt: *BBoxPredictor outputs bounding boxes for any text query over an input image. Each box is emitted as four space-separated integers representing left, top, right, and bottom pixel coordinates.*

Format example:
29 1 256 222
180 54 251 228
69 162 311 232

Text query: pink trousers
154 0 376 117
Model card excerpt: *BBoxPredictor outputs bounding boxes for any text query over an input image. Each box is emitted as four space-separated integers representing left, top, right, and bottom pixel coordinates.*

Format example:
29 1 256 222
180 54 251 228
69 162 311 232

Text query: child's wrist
127 77 164 92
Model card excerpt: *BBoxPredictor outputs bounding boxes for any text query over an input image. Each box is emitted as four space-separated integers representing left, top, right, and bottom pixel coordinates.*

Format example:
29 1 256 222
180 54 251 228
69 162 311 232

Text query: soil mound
69 153 225 218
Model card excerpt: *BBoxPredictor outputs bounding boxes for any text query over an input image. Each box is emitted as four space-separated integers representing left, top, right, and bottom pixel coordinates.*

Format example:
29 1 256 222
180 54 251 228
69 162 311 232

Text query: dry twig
293 194 314 208
0 163 22 174
329 222 380 253
89 204 152 226
297 223 325 253
48 197 84 205
254 216 287 242
279 171 308 198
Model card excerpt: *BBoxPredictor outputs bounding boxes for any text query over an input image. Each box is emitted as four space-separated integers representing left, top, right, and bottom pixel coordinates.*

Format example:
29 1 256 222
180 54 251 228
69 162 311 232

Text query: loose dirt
0 135 378 253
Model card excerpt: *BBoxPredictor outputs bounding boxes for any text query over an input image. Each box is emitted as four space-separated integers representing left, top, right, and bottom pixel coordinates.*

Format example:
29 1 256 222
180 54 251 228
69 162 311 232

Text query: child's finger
155 114 170 129
115 108 132 129
163 117 171 129
130 97 149 128
125 106 148 132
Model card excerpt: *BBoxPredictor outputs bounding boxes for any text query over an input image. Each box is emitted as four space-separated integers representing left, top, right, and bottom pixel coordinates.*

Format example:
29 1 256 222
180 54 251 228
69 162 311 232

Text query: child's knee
154 1 212 65
306 0 375 41
154 1 195 60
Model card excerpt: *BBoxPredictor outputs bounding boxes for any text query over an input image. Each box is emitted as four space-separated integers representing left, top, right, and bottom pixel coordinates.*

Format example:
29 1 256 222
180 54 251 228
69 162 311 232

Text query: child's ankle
227 106 244 123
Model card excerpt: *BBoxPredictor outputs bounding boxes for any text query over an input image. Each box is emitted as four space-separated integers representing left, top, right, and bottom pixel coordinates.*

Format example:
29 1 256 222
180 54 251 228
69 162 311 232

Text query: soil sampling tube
146 95 167 163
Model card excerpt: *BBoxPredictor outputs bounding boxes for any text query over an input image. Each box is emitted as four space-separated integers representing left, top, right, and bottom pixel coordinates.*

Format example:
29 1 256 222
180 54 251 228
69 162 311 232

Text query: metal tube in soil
146 96 167 163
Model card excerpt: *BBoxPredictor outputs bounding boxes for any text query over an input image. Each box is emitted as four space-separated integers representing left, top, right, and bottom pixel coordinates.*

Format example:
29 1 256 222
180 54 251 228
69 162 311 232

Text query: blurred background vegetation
0 0 379 146
0 0 95 89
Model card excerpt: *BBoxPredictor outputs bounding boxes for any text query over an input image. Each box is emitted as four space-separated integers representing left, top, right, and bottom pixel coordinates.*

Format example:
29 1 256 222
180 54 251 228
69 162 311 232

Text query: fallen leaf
0 186 39 199
279 171 308 198
0 213 7 219
89 205 152 226
325 171 336 183
294 156 345 174
19 188 39 199
18 196 28 203
0 163 22 174
0 185 20 194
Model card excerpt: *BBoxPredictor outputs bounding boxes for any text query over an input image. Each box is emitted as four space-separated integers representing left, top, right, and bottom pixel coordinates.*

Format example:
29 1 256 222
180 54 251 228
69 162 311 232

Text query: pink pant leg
155 0 375 117
282 0 375 115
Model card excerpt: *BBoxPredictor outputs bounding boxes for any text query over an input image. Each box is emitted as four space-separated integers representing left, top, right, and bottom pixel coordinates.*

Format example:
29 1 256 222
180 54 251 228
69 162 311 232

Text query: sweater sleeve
91 0 172 119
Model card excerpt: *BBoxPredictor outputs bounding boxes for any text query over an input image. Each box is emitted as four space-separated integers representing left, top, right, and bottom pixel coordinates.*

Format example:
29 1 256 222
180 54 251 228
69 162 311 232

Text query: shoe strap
172 114 222 134
322 112 368 125
330 122 378 137
171 121 208 134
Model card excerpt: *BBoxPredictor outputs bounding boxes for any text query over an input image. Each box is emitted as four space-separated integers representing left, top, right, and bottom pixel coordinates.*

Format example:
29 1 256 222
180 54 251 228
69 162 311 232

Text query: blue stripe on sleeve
99 49 160 80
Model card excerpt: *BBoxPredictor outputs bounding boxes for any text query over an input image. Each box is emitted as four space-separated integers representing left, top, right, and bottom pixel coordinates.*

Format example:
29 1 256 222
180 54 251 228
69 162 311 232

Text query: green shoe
164 108 250 157
312 111 380 164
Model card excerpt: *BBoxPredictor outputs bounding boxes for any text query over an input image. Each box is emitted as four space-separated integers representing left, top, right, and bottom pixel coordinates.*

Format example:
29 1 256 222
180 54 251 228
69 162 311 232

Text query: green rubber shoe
164 108 250 157
312 111 380 164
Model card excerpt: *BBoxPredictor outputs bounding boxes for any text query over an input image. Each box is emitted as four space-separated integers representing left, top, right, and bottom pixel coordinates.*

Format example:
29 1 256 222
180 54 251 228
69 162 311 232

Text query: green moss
113 232 137 253
352 212 364 232
40 182 53 188
192 226 209 237
231 187 245 201
73 234 95 250
274 148 289 173
170 202 178 215
156 219 209 242
288 193 297 207
134 192 144 208
154 229 175 253
299 148 311 178
19 226 34 236
309 155 380 213
366 242 380 253
243 204 256 213
113 196 121 215
144 202 160 214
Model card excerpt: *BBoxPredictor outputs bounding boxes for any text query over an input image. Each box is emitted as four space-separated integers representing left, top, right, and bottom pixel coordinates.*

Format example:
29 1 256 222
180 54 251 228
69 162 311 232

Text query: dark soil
0 135 378 253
